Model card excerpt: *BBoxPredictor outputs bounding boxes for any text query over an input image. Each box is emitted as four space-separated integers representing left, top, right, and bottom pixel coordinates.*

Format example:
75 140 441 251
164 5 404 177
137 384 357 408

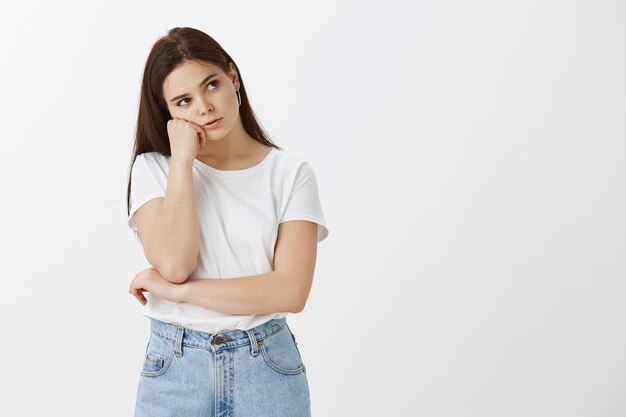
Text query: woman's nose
198 98 213 115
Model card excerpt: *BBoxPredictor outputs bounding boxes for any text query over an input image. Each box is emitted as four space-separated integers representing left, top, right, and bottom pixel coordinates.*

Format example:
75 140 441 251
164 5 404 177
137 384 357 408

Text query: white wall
0 0 624 416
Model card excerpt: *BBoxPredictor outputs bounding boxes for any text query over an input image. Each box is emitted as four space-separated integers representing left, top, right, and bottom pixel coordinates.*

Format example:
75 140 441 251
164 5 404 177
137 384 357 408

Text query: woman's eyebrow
169 73 217 103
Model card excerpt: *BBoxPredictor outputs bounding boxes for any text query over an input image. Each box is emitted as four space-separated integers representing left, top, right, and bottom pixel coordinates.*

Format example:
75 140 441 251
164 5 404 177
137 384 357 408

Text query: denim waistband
148 316 288 352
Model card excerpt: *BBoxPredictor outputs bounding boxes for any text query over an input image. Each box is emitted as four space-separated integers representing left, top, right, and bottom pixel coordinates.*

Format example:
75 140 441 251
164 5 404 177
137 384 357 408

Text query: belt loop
246 328 259 356
174 325 184 357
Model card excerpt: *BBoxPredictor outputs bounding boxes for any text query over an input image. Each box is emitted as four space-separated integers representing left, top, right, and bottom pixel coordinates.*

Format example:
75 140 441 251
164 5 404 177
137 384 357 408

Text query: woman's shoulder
134 151 171 167
271 147 311 170
131 152 171 177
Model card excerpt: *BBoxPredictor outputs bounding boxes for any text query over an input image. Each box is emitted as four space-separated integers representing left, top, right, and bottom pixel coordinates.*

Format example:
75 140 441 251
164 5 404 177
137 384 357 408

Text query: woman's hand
167 117 207 166
129 267 184 305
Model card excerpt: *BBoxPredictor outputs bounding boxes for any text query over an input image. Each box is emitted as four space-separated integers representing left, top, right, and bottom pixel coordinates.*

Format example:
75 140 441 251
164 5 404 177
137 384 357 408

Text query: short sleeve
127 154 166 231
279 162 329 242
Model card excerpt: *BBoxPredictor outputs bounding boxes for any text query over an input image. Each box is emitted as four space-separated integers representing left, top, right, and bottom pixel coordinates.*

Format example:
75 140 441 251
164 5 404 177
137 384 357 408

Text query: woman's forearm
145 159 200 283
177 271 300 315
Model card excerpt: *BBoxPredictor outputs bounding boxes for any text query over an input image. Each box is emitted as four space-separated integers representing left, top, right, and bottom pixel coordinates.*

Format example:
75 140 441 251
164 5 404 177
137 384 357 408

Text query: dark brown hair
126 27 282 228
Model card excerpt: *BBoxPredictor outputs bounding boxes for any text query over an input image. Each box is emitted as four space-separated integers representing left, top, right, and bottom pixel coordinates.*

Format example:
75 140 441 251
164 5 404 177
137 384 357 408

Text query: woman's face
162 59 240 142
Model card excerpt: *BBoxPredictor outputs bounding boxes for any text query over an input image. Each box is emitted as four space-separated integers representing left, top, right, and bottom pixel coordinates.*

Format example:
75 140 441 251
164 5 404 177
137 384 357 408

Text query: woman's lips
203 118 222 129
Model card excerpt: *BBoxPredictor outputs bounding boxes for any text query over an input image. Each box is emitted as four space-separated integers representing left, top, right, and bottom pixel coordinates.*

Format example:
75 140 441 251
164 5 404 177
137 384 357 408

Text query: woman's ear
228 62 240 90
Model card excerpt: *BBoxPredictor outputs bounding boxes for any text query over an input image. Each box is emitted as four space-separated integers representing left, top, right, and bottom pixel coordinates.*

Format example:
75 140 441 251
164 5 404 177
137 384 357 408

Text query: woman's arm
135 158 201 283
129 269 300 314
179 220 318 314
179 271 300 314
130 220 318 314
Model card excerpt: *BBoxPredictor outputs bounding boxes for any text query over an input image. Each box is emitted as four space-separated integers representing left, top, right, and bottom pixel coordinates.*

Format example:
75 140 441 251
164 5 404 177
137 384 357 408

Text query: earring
236 90 241 106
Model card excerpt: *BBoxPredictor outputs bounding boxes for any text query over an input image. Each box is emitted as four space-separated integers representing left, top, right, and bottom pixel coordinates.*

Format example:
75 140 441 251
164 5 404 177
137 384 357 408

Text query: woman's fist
166 117 207 165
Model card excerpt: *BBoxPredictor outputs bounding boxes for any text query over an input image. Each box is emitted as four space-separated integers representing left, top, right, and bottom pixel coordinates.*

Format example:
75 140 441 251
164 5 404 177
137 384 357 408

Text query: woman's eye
175 81 219 106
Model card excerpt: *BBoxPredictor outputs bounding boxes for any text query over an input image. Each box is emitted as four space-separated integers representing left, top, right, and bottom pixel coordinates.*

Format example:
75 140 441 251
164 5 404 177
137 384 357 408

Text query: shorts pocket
140 332 175 377
259 324 305 376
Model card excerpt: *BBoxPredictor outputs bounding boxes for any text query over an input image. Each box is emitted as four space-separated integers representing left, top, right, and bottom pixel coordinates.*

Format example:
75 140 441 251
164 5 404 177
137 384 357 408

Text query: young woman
125 27 329 416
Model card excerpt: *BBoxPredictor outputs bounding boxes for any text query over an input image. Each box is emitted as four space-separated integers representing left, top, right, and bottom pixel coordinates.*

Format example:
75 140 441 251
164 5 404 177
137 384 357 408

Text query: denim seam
150 321 287 351
140 347 175 377
259 344 305 376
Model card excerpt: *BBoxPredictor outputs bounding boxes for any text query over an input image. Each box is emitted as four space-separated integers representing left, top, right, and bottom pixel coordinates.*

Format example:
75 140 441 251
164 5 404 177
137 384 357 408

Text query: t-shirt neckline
192 147 277 177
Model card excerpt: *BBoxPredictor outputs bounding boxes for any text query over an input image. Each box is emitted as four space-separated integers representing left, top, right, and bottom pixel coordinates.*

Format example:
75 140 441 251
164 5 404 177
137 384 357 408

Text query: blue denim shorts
133 316 311 417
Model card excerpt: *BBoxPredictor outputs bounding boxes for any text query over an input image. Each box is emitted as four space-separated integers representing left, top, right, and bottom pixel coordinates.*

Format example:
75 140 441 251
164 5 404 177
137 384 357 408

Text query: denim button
214 336 230 344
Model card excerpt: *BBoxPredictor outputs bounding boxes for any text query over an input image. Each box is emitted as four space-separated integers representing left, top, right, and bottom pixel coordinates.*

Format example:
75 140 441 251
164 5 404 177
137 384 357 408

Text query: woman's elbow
160 261 194 284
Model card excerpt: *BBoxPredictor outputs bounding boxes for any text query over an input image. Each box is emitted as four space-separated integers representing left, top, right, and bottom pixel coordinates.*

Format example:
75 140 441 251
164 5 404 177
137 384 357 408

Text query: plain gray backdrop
0 0 624 416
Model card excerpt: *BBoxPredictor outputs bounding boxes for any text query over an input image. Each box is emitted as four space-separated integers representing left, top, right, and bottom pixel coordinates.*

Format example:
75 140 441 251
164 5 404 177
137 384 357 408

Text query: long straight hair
126 27 282 225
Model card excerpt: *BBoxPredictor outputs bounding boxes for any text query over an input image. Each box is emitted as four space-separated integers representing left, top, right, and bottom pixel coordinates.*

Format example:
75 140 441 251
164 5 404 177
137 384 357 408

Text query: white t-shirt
127 147 329 333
